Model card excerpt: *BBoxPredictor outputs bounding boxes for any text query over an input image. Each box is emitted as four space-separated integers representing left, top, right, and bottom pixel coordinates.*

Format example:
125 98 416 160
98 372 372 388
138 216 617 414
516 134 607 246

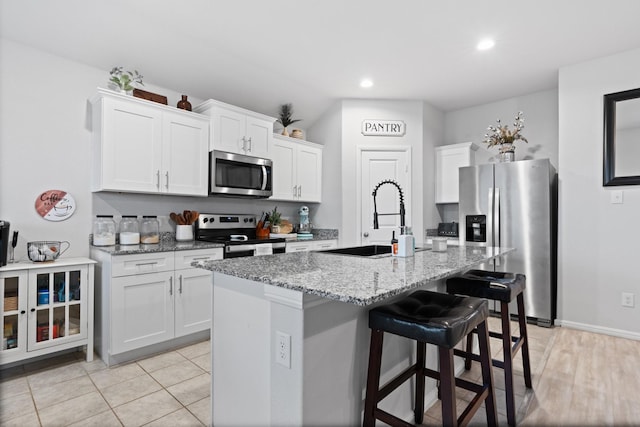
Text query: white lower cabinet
1 258 95 366
285 240 338 253
92 248 222 365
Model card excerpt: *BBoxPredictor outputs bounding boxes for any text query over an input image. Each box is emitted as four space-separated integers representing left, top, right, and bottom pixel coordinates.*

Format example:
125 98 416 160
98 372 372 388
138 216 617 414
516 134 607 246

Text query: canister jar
140 216 160 244
93 215 116 246
119 215 140 245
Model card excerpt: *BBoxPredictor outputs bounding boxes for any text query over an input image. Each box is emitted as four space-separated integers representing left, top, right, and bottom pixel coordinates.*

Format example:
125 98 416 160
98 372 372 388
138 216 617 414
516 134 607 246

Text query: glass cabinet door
1 271 28 356
29 266 88 350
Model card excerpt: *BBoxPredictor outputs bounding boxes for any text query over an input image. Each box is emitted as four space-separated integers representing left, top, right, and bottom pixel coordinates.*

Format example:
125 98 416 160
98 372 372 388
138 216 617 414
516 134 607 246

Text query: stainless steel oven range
195 213 286 258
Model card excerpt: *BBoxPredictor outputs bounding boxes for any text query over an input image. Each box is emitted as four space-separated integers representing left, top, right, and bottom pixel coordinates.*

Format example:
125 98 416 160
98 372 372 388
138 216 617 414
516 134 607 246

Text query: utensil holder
175 225 194 241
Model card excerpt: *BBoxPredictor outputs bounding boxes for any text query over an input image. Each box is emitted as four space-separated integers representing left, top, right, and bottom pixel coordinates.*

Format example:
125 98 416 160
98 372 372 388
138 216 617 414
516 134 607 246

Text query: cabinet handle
30 308 35 313
169 276 173 295
156 170 160 189
179 275 183 294
191 257 210 261
241 136 246 151
165 171 169 189
247 137 252 152
21 310 26 314
293 185 297 197
135 262 158 267
298 186 301 197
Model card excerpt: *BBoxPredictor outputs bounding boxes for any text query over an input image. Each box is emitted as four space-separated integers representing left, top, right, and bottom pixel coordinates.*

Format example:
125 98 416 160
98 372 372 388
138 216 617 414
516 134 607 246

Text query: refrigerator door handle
494 187 500 248
487 188 494 247
494 187 501 266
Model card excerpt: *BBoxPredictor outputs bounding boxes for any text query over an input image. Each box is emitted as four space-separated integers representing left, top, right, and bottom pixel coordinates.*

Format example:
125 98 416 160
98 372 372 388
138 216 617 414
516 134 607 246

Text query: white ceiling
3 0 640 126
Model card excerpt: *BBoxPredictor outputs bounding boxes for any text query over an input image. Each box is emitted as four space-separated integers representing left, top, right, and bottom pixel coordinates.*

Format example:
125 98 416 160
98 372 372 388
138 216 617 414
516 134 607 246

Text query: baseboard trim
557 320 640 341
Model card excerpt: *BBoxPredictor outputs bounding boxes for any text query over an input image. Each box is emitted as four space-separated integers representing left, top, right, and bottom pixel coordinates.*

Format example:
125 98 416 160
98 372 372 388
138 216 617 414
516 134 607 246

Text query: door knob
363 232 369 237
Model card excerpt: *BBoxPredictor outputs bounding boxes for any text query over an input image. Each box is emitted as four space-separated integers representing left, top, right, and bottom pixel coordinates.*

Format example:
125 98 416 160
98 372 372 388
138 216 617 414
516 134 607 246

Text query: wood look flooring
1 320 639 426
422 317 640 426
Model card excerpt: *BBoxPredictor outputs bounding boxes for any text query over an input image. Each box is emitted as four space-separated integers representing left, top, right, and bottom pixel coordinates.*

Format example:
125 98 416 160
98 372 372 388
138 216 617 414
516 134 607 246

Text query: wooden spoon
170 212 179 224
190 211 199 225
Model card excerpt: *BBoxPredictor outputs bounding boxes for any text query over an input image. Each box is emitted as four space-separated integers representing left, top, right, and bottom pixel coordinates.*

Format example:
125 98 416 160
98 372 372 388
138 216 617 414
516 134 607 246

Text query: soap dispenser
391 231 398 256
397 226 415 257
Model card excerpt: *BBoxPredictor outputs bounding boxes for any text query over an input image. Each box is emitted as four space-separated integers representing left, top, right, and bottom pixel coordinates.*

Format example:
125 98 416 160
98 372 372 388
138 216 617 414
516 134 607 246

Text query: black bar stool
363 290 497 427
446 270 532 426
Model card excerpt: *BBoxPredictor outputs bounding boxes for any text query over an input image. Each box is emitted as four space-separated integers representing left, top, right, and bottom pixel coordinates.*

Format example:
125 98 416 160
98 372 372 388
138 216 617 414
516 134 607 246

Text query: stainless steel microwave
209 150 273 198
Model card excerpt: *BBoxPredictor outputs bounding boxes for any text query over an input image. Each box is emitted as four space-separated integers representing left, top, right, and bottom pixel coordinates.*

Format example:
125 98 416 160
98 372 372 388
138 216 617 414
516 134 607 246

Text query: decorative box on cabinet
90 248 222 366
91 88 210 196
435 142 478 204
1 258 96 366
271 134 323 202
194 99 275 158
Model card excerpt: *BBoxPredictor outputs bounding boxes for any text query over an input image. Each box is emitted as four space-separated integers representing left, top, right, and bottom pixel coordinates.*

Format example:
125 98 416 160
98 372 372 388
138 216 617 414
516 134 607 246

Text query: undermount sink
319 245 392 257
319 244 430 258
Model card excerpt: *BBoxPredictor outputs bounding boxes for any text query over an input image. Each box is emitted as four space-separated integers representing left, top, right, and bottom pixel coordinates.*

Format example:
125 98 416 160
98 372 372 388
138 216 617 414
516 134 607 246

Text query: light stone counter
194 245 512 306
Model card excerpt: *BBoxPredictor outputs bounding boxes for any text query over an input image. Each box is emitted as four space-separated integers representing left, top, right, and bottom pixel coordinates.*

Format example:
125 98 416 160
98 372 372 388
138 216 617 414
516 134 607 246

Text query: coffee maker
0 220 10 267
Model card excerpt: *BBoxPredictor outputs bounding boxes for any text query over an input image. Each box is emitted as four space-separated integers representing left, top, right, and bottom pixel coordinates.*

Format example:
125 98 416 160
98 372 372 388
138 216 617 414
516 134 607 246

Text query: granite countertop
91 239 224 255
194 246 513 306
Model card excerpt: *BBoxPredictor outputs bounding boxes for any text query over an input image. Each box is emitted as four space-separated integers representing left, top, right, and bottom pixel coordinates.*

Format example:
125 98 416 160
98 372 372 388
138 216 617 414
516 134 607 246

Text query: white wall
558 48 640 338
306 102 343 232
444 89 559 169
340 99 425 247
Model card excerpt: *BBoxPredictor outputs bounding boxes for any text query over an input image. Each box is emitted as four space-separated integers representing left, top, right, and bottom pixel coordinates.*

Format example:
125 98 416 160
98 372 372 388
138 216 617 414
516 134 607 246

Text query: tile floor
1 319 639 426
0 340 211 426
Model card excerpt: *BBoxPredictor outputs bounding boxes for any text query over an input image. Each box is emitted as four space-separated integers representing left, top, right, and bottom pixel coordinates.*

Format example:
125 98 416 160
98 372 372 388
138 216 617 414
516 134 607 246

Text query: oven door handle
261 165 268 190
226 244 257 254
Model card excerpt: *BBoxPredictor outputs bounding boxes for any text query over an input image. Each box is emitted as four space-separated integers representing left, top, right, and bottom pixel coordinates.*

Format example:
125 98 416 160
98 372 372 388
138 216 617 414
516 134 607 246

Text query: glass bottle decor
177 95 192 111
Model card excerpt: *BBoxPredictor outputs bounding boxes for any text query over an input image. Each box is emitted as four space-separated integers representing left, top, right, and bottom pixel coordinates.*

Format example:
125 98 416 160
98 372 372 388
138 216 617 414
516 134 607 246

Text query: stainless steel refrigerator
458 158 557 326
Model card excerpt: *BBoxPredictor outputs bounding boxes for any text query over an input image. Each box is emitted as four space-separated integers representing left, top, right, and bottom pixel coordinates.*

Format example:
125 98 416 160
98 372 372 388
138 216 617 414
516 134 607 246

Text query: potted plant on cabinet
268 207 282 233
109 66 144 95
483 111 528 162
276 103 301 137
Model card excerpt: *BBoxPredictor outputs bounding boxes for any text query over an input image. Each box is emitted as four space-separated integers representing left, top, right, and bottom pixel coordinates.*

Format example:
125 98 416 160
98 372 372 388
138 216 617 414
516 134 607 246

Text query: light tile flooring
1 320 639 426
0 340 211 426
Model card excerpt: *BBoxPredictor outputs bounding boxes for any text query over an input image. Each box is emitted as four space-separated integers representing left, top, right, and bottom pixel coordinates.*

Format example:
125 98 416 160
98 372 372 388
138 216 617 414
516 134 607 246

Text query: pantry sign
361 120 406 136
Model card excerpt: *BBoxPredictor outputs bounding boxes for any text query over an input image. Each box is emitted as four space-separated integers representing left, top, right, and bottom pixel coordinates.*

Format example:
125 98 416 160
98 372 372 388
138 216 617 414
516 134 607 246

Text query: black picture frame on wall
603 87 640 186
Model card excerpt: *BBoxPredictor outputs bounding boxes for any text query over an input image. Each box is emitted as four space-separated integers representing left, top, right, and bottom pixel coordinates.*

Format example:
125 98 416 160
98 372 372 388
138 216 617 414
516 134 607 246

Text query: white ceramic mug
176 225 194 241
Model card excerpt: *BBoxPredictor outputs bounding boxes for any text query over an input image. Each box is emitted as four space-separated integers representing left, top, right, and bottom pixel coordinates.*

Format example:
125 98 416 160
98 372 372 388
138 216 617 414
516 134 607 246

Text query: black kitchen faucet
372 179 405 229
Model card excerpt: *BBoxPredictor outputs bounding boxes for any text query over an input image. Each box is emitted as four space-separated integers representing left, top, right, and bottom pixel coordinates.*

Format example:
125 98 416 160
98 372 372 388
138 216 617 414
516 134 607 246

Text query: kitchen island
194 245 512 426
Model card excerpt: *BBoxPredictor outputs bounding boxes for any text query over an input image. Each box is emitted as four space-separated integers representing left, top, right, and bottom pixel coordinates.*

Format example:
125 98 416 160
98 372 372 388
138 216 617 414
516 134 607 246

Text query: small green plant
268 206 282 225
109 66 144 92
276 103 301 129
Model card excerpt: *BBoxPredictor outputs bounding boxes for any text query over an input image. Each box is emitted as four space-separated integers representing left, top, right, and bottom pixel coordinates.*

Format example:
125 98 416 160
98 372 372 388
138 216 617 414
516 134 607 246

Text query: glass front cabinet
1 258 95 366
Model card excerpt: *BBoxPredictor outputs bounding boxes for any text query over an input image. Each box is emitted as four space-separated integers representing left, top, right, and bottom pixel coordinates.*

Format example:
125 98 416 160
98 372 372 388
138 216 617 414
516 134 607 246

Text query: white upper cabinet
271 134 323 202
194 99 274 158
91 88 210 196
435 142 478 204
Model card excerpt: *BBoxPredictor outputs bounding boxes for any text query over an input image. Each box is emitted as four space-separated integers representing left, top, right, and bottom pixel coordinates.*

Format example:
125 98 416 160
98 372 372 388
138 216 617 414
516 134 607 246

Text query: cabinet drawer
111 253 174 277
175 249 223 270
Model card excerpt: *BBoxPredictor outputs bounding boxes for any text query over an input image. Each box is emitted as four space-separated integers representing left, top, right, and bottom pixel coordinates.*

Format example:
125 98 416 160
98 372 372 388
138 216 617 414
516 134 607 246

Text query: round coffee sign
35 190 76 221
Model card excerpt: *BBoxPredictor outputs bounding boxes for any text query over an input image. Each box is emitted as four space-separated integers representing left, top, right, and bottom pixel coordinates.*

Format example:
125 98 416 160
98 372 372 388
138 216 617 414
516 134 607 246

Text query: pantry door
359 147 411 245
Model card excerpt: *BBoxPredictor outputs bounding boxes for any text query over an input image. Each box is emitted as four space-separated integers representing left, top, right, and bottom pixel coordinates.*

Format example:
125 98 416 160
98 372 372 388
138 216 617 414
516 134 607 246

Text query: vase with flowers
109 66 144 95
483 111 528 162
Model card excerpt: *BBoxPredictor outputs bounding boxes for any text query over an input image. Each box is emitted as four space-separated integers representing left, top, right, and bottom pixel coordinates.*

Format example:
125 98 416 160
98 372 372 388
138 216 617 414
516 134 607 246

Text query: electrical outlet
276 331 291 368
622 292 635 308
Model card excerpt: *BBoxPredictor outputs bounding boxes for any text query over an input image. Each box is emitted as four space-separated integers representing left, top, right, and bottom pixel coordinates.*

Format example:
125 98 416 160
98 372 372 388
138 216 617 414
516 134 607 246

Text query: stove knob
248 218 254 223
203 217 208 223
244 218 249 223
209 217 215 223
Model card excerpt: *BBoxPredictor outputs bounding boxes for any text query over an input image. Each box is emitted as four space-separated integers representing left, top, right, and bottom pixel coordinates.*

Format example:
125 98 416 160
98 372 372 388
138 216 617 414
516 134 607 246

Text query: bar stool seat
363 290 498 427
447 270 532 426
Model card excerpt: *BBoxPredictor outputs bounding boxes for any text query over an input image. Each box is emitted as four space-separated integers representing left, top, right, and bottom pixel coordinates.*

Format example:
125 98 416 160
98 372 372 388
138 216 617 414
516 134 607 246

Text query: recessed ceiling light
477 38 495 51
360 78 373 88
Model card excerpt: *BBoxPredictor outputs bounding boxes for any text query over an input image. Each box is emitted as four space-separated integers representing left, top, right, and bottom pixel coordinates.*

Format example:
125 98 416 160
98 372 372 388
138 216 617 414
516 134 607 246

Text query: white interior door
359 148 411 245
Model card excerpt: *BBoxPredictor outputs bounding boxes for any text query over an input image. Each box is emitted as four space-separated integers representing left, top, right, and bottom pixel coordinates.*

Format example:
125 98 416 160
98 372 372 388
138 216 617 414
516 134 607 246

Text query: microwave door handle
261 165 268 190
